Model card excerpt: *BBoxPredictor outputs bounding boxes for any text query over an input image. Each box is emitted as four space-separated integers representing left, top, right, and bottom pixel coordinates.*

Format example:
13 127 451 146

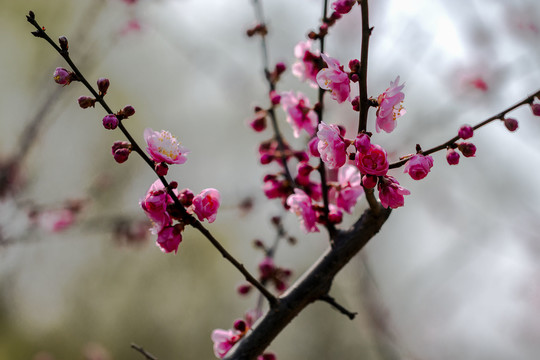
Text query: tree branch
224 204 392 360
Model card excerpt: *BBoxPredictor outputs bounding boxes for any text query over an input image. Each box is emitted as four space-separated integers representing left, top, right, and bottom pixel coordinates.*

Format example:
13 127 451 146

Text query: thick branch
224 205 392 360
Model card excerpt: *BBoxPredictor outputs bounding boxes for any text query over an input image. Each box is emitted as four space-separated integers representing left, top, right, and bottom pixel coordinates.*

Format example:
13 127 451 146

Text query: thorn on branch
320 294 358 320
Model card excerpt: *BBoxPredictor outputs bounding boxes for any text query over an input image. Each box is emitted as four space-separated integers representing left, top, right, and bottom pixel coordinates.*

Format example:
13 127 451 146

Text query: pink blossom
140 180 173 233
403 154 434 180
280 91 318 138
317 122 348 169
211 329 240 358
156 224 183 254
308 137 320 157
316 53 351 103
286 189 319 233
458 125 474 139
144 128 189 165
335 165 363 213
192 188 220 223
37 208 76 233
446 148 460 165
378 176 410 209
354 133 371 154
355 143 389 176
292 40 321 88
376 76 406 133
332 0 355 14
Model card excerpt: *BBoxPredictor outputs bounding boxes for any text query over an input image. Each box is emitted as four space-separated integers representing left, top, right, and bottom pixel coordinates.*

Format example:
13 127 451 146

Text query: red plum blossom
192 188 221 223
156 224 183 254
335 164 363 213
378 175 410 209
292 40 321 88
403 154 434 180
355 143 389 176
446 148 460 165
458 125 474 139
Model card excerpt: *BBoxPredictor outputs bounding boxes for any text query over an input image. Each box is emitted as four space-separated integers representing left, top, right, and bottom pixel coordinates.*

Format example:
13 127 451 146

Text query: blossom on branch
316 122 348 169
144 128 189 165
332 0 356 14
316 53 351 104
403 154 434 180
355 143 389 176
375 76 406 133
334 164 364 213
292 40 321 88
191 188 221 223
378 175 410 209
156 224 183 254
140 180 173 234
211 320 249 358
286 189 319 233
280 91 318 138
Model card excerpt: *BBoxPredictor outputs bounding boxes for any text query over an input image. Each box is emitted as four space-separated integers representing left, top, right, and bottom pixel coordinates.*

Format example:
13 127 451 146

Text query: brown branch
27 11 276 306
358 0 372 134
224 205 392 360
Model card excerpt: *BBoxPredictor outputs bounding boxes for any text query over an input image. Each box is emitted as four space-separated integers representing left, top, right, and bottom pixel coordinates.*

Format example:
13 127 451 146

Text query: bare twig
131 343 158 360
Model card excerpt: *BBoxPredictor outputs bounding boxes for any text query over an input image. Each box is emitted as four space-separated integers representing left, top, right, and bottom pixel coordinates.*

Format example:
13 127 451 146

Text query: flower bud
77 96 96 109
260 153 274 165
113 148 130 163
351 96 360 111
458 142 476 157
237 284 252 295
275 62 286 75
177 188 194 207
53 67 72 85
503 117 518 132
446 148 460 165
348 59 360 72
102 114 118 130
249 111 267 132
269 91 281 105
531 103 540 116
155 162 169 176
458 125 474 139
233 320 247 332
97 78 110 95
362 174 378 189
58 36 68 51
121 105 135 117
354 133 371 153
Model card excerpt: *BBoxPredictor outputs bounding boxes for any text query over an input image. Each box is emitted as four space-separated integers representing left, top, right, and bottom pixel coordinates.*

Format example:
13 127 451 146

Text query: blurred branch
131 343 158 360
225 205 392 360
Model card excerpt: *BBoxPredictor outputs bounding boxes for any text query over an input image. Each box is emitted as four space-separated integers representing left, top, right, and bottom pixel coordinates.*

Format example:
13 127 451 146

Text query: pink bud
458 125 474 139
249 112 267 132
237 284 252 295
458 142 476 157
362 174 377 189
269 91 281 105
446 148 460 165
275 62 286 75
102 114 119 130
531 103 540 116
354 133 371 154
77 96 95 109
97 77 110 95
53 67 72 85
348 59 360 72
260 153 274 164
503 117 518 132
351 96 360 111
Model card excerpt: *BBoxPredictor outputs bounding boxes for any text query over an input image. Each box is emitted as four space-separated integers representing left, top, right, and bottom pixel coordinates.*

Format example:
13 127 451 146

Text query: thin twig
388 89 540 169
320 294 358 320
131 343 158 360
27 11 276 306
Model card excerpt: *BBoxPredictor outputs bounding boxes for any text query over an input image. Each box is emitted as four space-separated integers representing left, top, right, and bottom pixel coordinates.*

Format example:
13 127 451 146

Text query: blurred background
1 0 540 359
